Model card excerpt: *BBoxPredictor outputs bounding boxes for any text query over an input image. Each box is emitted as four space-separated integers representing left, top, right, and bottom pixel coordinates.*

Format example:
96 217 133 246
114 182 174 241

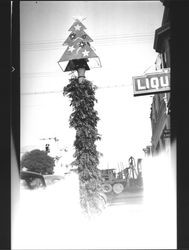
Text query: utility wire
21 39 153 51
21 61 156 78
22 90 62 95
21 84 133 95
21 72 62 78
21 33 154 51
21 33 154 46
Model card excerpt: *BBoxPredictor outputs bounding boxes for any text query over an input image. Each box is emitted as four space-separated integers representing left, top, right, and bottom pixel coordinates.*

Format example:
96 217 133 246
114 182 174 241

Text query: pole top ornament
58 18 101 72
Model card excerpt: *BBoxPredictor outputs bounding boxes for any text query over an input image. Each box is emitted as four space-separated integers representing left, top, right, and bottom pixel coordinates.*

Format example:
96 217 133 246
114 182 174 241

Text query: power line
21 72 62 78
98 84 132 89
21 39 153 52
21 84 133 95
21 90 62 95
95 33 153 40
21 33 154 46
21 33 154 51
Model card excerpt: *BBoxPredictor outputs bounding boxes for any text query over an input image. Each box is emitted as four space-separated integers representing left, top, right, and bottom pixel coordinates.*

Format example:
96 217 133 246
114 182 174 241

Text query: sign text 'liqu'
133 69 170 96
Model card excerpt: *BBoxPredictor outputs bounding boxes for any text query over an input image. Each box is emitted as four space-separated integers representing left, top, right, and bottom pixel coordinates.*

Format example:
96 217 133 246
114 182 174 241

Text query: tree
21 149 55 175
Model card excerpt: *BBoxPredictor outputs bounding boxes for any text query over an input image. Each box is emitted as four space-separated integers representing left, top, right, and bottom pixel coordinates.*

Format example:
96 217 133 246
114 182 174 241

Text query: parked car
20 170 64 190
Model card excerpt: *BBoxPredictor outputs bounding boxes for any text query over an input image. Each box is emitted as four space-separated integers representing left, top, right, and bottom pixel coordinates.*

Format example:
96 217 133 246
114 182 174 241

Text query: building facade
150 0 171 155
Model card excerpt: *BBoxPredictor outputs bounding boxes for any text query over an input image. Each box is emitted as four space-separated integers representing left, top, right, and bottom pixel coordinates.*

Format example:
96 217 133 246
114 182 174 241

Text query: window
162 52 167 68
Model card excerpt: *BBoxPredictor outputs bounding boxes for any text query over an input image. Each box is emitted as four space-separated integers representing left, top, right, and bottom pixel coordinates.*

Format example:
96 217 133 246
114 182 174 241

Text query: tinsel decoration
63 77 105 215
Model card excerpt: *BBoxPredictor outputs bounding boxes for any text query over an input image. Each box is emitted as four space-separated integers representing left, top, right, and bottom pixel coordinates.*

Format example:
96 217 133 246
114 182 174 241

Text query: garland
63 77 104 215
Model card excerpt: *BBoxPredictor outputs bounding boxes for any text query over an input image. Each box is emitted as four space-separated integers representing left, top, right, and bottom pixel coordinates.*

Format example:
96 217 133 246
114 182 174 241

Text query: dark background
171 2 189 250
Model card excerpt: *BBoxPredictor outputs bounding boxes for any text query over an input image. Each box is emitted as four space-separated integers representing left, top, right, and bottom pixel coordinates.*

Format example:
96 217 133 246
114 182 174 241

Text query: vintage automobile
100 157 143 195
20 170 64 190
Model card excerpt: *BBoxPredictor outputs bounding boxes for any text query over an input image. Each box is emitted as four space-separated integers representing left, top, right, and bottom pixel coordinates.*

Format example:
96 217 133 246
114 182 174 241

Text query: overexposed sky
20 1 164 164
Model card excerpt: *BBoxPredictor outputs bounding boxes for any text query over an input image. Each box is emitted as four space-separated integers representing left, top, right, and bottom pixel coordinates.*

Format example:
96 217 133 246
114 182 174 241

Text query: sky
20 1 164 166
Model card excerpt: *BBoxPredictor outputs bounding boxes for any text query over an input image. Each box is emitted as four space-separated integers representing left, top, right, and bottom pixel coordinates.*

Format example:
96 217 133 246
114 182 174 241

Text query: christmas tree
58 19 101 72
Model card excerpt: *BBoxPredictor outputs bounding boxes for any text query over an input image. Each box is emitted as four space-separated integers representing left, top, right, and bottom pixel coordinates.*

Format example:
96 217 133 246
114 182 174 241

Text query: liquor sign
133 69 170 96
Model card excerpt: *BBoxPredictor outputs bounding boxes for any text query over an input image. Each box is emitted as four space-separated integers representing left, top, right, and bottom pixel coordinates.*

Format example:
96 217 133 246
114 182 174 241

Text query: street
107 188 144 206
13 172 176 250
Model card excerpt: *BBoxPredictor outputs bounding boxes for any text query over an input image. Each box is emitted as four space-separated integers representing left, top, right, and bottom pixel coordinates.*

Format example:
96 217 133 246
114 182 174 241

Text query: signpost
133 69 170 96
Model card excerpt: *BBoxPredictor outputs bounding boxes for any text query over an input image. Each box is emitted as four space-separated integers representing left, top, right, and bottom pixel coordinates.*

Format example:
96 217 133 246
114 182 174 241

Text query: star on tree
68 45 75 53
82 49 90 57
74 24 82 31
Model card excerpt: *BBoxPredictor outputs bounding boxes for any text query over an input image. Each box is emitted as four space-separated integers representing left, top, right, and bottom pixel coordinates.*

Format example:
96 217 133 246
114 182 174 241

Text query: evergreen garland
63 77 104 215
